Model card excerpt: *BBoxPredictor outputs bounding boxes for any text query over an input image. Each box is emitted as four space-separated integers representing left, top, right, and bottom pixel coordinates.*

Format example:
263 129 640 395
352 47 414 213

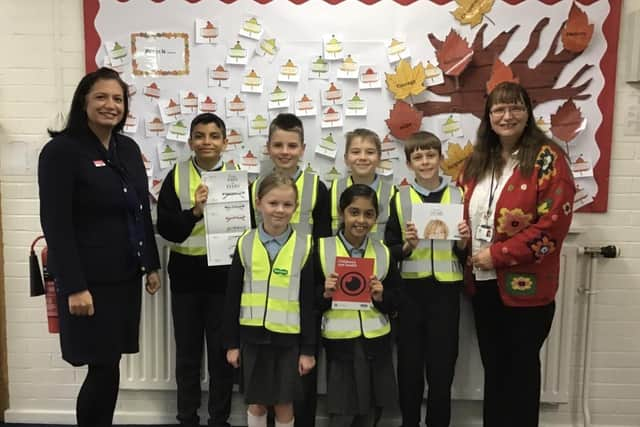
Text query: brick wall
0 1 638 426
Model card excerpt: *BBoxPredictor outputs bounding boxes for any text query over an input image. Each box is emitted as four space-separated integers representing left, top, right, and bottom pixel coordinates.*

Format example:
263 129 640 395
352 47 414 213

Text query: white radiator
121 242 579 404
121 244 178 390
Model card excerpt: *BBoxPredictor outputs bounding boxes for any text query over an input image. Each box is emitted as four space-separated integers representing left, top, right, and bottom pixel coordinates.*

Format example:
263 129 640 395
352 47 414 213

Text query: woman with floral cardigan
459 82 575 427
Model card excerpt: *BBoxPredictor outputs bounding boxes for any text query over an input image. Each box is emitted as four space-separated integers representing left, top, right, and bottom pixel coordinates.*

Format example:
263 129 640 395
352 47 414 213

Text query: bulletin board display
83 0 621 212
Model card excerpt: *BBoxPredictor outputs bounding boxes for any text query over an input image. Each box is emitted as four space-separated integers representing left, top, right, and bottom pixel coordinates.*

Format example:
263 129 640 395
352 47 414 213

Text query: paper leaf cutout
385 100 422 140
441 141 474 178
550 99 585 143
486 59 519 94
435 30 473 77
561 3 594 53
385 60 426 100
451 0 495 28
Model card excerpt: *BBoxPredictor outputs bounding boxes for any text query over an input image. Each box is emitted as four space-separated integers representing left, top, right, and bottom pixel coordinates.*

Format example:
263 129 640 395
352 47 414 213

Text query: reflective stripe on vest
172 158 236 256
330 177 394 241
251 172 317 236
319 236 391 339
238 229 311 334
396 185 463 281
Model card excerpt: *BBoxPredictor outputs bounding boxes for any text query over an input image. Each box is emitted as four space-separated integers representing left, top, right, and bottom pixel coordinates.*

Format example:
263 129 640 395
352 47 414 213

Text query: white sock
247 410 267 427
275 418 294 427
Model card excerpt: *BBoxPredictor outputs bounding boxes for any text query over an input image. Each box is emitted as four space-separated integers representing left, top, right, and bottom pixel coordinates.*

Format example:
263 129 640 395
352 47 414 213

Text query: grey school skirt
241 342 303 405
326 337 398 416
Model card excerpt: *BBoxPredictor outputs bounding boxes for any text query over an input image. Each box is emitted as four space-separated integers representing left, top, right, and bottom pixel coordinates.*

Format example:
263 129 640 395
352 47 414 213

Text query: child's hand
192 183 209 217
323 272 339 299
456 220 471 249
370 275 384 302
226 348 240 368
403 222 419 254
298 354 316 376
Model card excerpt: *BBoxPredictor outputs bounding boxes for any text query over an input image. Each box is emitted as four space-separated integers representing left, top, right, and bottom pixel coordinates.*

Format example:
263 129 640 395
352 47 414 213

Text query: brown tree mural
414 18 593 119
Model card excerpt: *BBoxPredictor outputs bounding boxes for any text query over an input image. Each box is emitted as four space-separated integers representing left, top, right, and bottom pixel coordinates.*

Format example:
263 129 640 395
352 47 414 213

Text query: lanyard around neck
485 166 498 219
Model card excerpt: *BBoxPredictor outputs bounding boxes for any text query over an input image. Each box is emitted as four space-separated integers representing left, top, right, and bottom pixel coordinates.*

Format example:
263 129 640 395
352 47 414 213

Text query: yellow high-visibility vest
318 236 391 339
395 184 463 281
172 158 237 256
237 228 312 334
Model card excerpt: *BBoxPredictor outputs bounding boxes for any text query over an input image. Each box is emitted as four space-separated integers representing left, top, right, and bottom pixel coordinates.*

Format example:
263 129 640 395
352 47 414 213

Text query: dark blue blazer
38 129 160 296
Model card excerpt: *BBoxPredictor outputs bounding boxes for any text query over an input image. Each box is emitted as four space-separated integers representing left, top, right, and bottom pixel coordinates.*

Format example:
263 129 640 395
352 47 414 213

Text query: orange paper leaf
561 3 594 53
451 0 495 28
441 141 474 179
435 30 473 77
385 59 426 100
486 59 519 94
385 101 423 140
550 99 585 143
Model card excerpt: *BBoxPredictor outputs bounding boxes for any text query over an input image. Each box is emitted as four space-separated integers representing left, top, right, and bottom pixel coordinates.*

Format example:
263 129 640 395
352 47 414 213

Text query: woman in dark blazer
38 67 161 427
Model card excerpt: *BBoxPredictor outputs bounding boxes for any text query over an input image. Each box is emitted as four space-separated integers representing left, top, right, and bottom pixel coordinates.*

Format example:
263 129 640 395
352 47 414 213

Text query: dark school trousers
472 280 555 427
397 284 461 427
172 291 235 427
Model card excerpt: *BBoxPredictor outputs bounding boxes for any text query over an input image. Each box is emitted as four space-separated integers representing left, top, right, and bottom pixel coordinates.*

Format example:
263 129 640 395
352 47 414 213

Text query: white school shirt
468 154 518 281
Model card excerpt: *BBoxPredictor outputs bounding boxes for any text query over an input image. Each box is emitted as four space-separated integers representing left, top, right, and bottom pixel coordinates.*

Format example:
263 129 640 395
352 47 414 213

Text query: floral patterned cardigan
459 144 575 307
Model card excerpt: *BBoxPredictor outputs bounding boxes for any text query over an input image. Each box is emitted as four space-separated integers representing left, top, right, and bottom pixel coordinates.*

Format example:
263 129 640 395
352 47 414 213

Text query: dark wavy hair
463 82 563 180
48 67 129 138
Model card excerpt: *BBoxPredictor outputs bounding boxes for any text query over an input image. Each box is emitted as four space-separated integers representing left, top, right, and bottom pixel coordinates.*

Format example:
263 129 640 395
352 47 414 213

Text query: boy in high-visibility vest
249 113 331 240
157 113 236 427
328 128 395 241
385 131 470 427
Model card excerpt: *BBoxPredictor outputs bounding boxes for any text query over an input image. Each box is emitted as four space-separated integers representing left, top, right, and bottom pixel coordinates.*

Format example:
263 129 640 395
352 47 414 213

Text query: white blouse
468 155 518 281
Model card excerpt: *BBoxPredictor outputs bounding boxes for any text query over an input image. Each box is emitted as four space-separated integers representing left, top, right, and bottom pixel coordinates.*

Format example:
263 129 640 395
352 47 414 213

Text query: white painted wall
0 1 638 426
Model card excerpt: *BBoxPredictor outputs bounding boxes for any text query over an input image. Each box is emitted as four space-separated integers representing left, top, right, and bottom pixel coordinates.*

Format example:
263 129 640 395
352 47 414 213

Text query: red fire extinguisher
29 236 59 333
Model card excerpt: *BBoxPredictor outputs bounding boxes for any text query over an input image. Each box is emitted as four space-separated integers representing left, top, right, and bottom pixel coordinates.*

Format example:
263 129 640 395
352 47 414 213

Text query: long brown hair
463 82 563 181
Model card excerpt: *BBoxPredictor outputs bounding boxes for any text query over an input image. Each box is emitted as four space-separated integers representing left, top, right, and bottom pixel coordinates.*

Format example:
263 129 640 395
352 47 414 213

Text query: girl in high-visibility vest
223 172 316 427
317 184 402 427
328 129 396 241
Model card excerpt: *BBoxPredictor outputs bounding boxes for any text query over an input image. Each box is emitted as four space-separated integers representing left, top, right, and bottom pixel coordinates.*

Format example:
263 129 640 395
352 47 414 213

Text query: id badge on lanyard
476 222 493 242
